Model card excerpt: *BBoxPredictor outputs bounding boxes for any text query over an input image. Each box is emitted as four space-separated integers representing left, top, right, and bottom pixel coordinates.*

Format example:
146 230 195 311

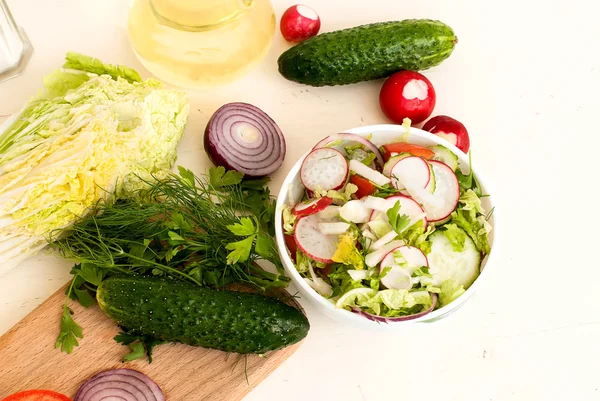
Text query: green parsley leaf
386 201 412 235
122 341 146 363
177 166 197 188
73 287 95 307
209 166 243 189
225 235 255 264
55 305 83 354
227 217 256 236
78 263 105 287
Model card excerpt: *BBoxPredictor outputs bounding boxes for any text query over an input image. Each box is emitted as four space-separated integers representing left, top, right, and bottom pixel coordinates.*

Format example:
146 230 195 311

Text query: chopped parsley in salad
283 132 492 322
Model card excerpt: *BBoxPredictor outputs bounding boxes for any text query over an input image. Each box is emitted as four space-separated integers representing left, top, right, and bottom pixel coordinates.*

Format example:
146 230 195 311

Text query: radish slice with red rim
204 102 286 178
312 133 384 167
405 160 460 222
300 148 348 192
74 368 165 401
294 214 339 263
351 293 437 323
390 156 431 192
292 196 333 217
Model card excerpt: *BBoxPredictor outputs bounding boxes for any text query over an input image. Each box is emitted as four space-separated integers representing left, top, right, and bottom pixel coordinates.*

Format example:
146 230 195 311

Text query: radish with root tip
349 159 390 187
300 148 348 192
292 196 333 217
379 70 437 125
294 214 339 263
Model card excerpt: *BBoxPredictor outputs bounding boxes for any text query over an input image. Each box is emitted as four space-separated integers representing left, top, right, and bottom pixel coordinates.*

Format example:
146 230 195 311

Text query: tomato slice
381 143 435 162
1 390 71 401
283 233 298 262
350 174 376 199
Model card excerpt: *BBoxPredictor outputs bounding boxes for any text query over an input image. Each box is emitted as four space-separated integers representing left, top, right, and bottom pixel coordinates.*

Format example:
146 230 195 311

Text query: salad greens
0 52 189 276
287 137 493 321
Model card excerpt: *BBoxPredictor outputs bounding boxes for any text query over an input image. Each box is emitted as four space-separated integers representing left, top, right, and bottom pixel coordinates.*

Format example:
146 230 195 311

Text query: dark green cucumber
278 19 457 87
97 276 309 354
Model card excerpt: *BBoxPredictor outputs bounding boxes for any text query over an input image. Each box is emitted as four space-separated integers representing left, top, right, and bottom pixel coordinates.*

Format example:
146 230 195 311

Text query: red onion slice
312 133 384 168
74 368 165 401
204 102 286 178
351 293 437 323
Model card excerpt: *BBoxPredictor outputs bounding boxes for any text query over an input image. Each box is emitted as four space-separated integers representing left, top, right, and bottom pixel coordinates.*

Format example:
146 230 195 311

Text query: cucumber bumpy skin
277 19 458 87
97 276 310 354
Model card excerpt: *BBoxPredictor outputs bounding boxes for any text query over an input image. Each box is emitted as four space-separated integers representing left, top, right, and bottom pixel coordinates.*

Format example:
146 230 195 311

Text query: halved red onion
351 293 438 323
312 133 384 167
74 368 165 401
204 102 286 178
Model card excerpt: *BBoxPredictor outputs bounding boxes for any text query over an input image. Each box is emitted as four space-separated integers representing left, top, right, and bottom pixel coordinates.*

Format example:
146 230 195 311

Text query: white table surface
1 0 600 400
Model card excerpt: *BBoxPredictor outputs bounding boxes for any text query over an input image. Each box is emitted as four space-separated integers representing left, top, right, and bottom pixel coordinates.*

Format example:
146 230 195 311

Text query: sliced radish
368 195 428 228
382 153 410 177
349 159 390 187
294 214 339 263
313 133 384 167
319 222 350 235
317 205 341 220
292 196 333 217
370 230 398 250
404 161 460 222
365 240 405 267
390 156 430 192
300 148 348 192
339 199 371 223
380 245 428 290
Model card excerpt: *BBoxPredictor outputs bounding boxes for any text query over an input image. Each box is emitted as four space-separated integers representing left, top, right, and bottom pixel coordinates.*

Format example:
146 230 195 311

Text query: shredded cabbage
0 53 189 275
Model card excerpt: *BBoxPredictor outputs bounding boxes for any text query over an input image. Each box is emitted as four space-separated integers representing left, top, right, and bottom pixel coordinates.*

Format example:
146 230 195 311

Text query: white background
1 0 600 400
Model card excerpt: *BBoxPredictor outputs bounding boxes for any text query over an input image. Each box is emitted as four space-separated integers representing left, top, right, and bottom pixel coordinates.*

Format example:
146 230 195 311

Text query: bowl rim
275 123 499 326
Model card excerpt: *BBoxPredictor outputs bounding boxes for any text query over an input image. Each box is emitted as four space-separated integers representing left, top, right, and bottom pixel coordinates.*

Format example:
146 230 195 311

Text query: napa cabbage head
0 53 189 275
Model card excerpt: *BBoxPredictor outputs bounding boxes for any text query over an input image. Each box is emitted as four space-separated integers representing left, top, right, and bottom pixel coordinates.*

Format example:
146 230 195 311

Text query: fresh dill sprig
52 166 289 354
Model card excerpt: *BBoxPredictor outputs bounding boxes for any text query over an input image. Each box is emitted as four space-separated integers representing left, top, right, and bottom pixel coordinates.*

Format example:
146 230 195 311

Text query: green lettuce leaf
439 279 466 307
443 223 467 252
63 52 142 83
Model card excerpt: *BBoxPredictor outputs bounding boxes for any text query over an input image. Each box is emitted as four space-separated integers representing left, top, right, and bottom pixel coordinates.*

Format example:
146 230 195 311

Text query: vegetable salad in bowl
275 123 496 326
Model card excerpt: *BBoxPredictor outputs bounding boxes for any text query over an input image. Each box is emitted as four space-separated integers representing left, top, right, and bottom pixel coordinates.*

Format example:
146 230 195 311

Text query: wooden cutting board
0 283 305 400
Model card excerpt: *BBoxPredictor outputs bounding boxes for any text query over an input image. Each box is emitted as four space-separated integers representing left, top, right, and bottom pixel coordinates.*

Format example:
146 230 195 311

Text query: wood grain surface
0 283 305 400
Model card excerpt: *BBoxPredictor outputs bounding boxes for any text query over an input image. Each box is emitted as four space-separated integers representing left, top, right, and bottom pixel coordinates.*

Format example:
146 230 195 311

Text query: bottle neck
150 0 254 31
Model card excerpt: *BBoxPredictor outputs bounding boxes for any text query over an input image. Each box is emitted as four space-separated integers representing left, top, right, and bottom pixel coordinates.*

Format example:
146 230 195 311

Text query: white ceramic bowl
275 124 498 330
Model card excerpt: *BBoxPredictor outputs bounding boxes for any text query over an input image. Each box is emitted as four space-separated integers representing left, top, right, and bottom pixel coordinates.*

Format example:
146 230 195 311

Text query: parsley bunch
53 166 289 354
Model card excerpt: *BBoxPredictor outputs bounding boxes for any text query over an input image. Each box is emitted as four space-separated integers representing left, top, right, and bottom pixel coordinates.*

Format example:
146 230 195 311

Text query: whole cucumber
277 19 458 87
97 276 310 354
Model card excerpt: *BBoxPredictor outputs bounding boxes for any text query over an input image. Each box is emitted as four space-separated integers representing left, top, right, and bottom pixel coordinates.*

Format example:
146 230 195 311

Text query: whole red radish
280 5 321 43
379 71 436 125
423 115 470 153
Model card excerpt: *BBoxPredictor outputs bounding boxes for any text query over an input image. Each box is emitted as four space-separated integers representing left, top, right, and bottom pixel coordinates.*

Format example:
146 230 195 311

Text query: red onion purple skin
74 368 165 401
204 102 286 178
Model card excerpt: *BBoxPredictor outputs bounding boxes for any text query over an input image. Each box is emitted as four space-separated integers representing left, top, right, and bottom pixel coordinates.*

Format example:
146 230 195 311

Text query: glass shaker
0 0 33 83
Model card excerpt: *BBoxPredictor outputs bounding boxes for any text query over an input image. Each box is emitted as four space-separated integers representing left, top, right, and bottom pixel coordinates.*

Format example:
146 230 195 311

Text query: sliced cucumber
426 228 480 288
429 145 459 171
